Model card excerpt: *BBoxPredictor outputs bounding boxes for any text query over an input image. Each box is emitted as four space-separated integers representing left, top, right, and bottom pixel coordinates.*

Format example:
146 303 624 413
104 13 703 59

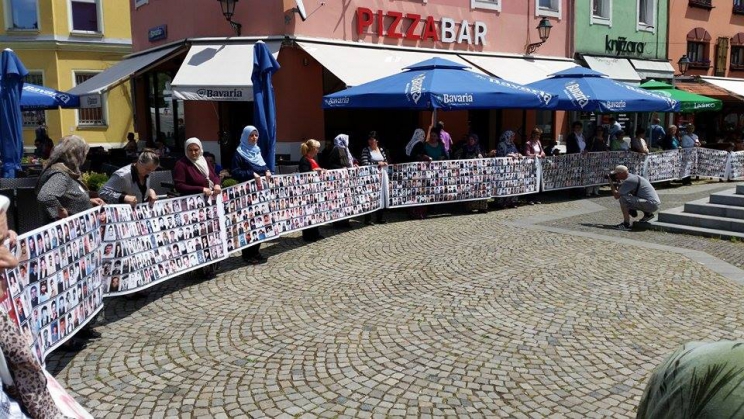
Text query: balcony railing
689 59 712 69
689 0 714 9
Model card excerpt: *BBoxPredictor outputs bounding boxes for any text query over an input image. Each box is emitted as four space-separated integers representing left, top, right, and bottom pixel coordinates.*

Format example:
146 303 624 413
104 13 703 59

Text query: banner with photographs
100 194 227 297
387 158 531 208
679 148 697 179
222 166 384 253
727 151 744 180
541 151 645 191
643 150 682 183
0 207 104 365
492 157 540 197
695 148 730 179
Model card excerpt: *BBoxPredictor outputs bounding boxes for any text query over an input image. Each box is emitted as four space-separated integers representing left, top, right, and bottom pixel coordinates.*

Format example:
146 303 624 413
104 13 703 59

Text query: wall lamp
217 0 242 36
526 17 553 55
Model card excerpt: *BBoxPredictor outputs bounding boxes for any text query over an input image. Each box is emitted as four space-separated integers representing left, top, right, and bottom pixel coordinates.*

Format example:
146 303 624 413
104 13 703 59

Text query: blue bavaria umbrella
252 41 281 172
526 67 680 112
0 48 29 178
21 83 80 110
323 57 556 110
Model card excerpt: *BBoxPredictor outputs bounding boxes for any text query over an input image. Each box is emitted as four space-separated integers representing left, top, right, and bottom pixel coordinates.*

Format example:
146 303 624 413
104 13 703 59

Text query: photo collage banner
0 207 105 365
100 194 227 297
541 151 645 191
0 150 741 365
728 151 744 180
222 166 384 253
387 157 539 208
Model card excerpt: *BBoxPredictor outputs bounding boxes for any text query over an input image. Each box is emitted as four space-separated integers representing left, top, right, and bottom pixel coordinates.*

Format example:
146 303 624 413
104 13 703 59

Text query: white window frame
536 0 562 19
636 0 656 33
591 0 612 27
73 71 108 127
471 0 501 12
3 0 41 31
22 71 47 129
68 0 104 35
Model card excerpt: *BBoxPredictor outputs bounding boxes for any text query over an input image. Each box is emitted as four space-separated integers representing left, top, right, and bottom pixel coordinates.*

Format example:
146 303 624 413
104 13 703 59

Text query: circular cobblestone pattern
48 202 744 418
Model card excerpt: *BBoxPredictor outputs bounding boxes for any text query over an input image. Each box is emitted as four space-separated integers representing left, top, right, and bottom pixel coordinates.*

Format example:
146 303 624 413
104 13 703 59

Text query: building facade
76 0 577 164
668 0 744 143
0 0 134 148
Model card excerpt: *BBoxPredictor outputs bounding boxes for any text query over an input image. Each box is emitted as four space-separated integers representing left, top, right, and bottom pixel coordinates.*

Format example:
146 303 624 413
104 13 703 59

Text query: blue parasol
251 41 281 172
0 49 29 178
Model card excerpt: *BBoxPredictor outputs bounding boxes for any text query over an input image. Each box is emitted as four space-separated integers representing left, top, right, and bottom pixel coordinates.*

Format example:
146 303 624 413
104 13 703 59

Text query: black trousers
242 243 261 259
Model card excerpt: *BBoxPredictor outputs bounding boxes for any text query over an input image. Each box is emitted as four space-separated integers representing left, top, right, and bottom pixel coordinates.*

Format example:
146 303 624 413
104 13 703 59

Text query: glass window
732 46 744 67
593 0 610 18
471 0 501 11
71 0 99 32
23 73 46 128
537 0 561 17
7 0 38 30
75 73 106 126
638 0 653 25
687 42 707 63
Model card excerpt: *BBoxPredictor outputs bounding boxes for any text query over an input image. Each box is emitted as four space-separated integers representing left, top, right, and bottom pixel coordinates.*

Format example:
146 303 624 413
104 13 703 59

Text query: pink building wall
131 0 570 57
669 1 744 78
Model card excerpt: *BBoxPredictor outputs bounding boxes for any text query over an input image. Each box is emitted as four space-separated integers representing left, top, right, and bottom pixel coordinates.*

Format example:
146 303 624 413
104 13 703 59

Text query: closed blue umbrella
526 67 680 112
323 57 556 110
0 48 29 178
21 83 80 110
251 41 281 172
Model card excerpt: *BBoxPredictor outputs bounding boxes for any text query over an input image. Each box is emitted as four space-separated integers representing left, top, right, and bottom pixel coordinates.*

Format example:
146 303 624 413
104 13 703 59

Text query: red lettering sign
356 7 373 34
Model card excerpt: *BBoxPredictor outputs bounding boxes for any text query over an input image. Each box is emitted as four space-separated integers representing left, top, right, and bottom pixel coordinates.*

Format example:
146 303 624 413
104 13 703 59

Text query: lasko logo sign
356 8 488 46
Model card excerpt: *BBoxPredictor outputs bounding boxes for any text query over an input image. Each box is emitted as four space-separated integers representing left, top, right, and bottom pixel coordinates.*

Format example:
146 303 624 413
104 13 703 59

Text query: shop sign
605 35 645 55
80 94 101 109
172 87 251 101
355 7 488 46
148 25 167 42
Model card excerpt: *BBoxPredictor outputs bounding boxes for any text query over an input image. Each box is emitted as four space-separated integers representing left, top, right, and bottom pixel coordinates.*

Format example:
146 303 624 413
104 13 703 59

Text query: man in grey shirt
610 165 661 230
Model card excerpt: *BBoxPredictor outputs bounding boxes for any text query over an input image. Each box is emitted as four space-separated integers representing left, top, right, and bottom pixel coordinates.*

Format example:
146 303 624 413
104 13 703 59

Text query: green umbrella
640 80 721 112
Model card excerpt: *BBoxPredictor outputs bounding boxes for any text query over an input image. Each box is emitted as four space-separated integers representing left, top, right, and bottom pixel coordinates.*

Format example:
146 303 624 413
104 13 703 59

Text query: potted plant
81 172 109 197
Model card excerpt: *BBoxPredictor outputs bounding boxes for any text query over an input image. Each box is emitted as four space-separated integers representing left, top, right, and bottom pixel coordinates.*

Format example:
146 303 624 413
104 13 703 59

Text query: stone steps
651 186 744 239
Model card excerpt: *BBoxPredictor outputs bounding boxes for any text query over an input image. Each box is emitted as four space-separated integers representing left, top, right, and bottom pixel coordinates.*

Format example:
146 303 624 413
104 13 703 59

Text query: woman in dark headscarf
232 125 271 264
328 133 355 229
456 133 488 213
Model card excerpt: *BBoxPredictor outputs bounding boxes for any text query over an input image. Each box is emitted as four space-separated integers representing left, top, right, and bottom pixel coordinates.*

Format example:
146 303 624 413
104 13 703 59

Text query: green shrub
82 172 109 192
222 178 238 188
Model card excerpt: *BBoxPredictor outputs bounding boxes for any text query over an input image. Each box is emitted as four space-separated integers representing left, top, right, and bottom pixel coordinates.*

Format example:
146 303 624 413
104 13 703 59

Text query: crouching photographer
608 165 661 231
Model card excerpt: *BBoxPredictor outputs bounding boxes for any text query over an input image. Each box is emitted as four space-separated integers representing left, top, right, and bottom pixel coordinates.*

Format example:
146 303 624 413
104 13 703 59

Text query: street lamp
526 17 553 55
217 0 242 36
677 55 691 75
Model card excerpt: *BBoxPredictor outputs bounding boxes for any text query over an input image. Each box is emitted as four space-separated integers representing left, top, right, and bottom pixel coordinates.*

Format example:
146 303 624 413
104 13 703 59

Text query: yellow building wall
1 0 133 147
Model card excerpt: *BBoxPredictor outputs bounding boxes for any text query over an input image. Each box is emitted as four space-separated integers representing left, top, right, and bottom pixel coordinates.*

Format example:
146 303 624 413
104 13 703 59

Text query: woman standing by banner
99 150 160 206
298 140 324 242
232 126 271 264
455 133 488 213
328 134 355 229
492 130 522 209
360 131 388 225
36 136 105 349
172 138 222 279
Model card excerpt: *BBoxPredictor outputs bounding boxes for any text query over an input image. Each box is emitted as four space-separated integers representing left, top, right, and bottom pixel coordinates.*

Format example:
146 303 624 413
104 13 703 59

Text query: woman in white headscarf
172 137 222 278
232 126 270 264
405 128 426 162
328 134 355 169
327 133 356 228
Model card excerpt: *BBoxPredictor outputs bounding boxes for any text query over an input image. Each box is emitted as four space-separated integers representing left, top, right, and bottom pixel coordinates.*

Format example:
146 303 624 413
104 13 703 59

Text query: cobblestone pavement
47 182 744 418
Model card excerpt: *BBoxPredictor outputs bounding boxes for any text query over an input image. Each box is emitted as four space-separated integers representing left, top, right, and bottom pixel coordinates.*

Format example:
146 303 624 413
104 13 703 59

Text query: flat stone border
504 200 744 286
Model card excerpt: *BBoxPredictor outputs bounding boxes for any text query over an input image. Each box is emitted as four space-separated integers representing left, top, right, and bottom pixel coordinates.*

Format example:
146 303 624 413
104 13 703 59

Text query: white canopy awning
630 59 675 80
700 76 744 98
582 55 642 84
458 55 578 85
171 41 281 101
68 45 183 95
297 41 482 87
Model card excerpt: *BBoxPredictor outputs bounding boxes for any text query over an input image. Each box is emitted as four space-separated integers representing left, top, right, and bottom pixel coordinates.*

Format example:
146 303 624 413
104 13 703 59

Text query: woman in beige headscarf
36 135 105 223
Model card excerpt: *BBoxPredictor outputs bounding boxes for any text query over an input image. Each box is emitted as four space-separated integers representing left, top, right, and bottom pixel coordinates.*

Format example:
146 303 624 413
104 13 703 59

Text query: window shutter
715 37 729 76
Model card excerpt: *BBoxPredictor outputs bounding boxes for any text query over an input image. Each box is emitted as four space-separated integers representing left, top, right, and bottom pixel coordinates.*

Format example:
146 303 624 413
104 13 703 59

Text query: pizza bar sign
356 7 488 46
